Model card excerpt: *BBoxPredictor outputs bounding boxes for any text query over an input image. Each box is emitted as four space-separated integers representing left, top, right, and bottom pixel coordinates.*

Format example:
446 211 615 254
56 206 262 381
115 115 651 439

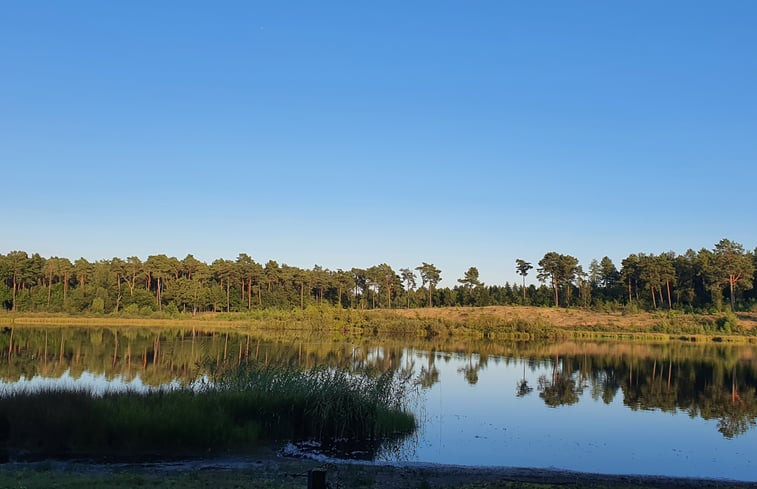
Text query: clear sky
2 1 756 286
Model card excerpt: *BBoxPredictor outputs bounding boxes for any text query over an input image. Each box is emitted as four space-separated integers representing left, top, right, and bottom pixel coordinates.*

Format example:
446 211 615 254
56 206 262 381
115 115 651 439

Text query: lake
0 327 755 481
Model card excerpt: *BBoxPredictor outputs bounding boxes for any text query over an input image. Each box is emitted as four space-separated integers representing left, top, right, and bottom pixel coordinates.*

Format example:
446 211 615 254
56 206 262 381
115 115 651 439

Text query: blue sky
2 1 756 286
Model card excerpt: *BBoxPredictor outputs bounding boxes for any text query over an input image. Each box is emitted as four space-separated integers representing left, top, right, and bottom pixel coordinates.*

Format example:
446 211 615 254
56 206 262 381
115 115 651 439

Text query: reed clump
0 363 415 459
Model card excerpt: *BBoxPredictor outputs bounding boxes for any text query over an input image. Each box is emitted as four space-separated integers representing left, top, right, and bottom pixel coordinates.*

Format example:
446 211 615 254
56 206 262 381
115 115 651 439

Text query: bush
716 311 739 334
164 302 180 317
91 297 105 314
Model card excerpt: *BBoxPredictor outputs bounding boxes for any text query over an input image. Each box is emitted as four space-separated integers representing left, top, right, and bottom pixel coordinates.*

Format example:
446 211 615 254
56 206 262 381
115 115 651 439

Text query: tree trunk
627 278 632 304
650 285 657 308
732 367 739 403
523 277 527 303
12 271 17 312
226 280 230 312
115 274 121 312
113 331 118 366
729 276 737 312
652 360 657 382
300 282 305 310
47 271 53 308
553 279 559 307
129 274 136 296
666 280 672 310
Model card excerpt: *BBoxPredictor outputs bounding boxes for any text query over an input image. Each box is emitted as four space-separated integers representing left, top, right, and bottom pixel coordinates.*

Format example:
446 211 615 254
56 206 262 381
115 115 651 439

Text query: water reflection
0 370 177 396
0 327 756 478
510 351 757 439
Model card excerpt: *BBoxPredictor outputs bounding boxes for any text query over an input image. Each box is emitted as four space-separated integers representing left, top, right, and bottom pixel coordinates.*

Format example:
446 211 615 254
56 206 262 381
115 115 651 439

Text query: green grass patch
0 467 303 489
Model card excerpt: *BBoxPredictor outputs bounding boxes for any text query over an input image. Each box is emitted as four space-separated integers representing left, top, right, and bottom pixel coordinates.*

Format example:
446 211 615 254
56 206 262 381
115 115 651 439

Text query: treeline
0 238 754 315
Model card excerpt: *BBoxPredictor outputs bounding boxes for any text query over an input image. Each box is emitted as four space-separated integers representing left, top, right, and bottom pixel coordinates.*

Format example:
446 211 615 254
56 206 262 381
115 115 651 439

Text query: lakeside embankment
1 306 755 343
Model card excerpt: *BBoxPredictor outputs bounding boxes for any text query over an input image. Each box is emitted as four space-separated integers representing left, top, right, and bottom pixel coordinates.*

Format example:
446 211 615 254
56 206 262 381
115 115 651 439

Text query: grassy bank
0 363 415 460
1 305 756 342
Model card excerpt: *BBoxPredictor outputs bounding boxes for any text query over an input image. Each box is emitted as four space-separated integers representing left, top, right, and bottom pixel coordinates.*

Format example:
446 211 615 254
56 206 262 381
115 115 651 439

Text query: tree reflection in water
1 327 756 438
516 360 533 398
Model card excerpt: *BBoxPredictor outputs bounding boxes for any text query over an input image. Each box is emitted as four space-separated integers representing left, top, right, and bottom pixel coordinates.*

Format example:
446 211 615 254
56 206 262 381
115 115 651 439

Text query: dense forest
0 238 754 315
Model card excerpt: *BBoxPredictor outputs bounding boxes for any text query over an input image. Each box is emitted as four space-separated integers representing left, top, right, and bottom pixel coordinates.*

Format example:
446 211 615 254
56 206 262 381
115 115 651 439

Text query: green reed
0 362 415 459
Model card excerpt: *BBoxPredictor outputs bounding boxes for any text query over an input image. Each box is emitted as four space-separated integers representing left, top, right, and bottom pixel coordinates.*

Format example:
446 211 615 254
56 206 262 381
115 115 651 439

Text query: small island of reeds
0 362 416 460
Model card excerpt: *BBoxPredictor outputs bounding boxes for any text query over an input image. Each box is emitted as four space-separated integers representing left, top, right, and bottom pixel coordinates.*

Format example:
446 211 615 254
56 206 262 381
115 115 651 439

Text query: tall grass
0 362 415 460
207 362 416 441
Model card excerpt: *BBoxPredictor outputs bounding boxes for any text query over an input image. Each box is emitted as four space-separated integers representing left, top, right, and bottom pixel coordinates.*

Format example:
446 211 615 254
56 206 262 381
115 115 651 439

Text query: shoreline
1 306 756 344
2 452 754 488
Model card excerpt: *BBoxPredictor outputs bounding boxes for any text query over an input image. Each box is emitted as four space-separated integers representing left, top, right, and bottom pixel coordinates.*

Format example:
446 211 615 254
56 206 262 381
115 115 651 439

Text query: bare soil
3 451 753 489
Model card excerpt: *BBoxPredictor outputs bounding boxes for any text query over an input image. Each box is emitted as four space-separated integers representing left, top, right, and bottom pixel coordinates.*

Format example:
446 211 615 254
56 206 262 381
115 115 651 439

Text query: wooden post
307 468 327 489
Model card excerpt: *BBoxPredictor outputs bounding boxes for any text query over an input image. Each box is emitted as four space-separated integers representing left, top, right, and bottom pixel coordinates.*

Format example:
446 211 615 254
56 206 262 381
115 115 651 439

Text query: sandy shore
3 450 753 489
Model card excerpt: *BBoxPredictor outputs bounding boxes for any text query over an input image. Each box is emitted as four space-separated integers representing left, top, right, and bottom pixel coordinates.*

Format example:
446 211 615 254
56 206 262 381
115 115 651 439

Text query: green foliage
1 238 755 315
0 283 10 309
537 252 579 307
164 302 181 317
91 297 105 314
717 311 740 334
121 303 140 316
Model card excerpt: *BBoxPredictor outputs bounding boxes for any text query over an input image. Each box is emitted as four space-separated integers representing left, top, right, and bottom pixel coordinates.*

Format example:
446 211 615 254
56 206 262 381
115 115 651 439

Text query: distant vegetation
0 238 754 316
0 361 415 459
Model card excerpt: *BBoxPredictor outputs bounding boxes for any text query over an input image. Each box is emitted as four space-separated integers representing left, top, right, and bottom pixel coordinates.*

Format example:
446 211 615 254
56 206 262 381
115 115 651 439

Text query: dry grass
378 305 757 331
2 306 756 341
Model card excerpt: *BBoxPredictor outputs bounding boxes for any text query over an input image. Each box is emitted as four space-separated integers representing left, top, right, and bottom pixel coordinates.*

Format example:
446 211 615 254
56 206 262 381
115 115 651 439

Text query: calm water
394 349 756 480
1 327 755 480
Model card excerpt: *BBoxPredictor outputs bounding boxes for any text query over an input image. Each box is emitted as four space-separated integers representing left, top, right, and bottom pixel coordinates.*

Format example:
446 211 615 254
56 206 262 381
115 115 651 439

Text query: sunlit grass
3 305 755 342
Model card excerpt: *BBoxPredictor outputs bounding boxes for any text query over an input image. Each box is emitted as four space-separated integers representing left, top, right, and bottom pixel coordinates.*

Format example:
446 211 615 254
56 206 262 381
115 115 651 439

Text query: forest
0 238 754 316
